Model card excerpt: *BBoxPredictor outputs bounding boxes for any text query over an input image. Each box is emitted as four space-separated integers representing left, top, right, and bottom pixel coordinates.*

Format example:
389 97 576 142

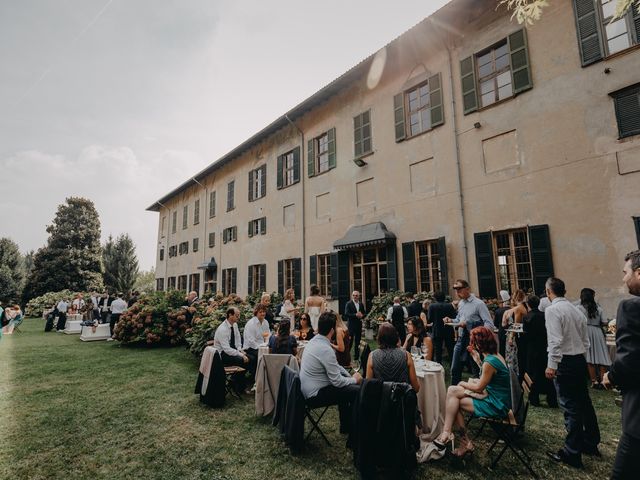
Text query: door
363 264 379 310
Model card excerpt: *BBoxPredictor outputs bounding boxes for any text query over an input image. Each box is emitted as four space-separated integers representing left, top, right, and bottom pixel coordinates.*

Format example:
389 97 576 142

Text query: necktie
230 324 236 350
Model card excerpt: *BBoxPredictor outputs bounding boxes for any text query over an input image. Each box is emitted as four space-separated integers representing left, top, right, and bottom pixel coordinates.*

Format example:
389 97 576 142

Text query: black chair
304 403 331 446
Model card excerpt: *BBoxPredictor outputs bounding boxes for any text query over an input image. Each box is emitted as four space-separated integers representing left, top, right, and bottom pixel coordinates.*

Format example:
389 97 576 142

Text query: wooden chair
224 366 246 399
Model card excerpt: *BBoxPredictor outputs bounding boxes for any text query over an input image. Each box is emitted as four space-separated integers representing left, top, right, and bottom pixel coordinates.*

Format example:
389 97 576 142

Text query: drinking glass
352 359 361 374
411 346 420 360
421 344 429 360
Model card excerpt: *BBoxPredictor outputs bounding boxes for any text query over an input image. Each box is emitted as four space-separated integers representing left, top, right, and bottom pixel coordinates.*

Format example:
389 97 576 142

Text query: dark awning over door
197 257 218 270
333 222 396 250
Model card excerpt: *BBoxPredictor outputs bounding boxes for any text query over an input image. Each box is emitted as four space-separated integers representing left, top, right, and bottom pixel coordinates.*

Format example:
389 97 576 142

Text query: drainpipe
285 114 306 299
446 47 470 281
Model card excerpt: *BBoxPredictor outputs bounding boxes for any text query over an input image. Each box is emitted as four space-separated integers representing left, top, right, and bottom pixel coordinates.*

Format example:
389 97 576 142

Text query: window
209 191 216 218
249 165 266 201
222 268 237 295
204 269 217 295
161 216 166 237
208 232 216 248
178 241 189 255
227 181 235 212
189 273 200 294
193 238 199 253
574 0 640 66
223 226 237 244
460 29 532 115
248 217 266 237
415 240 443 293
317 254 331 297
168 245 177 258
159 248 165 261
156 278 164 291
477 41 512 108
354 110 372 157
307 128 336 177
394 73 443 141
351 247 390 299
182 205 188 230
194 199 200 225
494 229 534 294
611 83 640 138
277 147 300 189
177 275 188 291
248 264 266 295
284 259 296 292
168 277 176 290
172 211 177 233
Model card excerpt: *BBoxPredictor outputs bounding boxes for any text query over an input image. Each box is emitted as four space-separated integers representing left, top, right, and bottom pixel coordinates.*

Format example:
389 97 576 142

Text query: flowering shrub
25 289 92 317
364 290 440 328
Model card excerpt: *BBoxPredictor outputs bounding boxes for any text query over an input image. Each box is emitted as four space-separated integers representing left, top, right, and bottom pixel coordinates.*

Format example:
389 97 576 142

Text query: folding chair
304 403 331 446
9 314 24 334
482 371 537 478
224 366 246 400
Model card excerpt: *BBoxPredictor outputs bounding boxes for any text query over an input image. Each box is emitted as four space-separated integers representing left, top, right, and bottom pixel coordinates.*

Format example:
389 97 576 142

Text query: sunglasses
453 286 466 290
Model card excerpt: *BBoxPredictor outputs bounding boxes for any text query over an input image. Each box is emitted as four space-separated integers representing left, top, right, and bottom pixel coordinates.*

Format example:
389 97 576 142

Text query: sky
0 0 449 270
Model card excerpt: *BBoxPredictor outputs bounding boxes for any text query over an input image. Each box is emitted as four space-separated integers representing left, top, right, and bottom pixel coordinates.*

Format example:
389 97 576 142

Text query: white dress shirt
57 300 68 313
243 316 270 350
299 334 356 398
545 297 590 369
110 298 128 314
386 304 408 320
214 319 244 358
72 298 85 310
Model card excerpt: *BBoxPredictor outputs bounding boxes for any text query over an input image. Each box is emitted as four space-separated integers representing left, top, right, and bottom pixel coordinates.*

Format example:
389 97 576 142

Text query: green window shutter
528 224 554 296
437 236 449 294
277 260 284 296
393 93 406 142
260 217 266 235
386 244 398 292
247 265 254 295
612 85 640 138
429 73 444 127
460 56 478 114
337 251 351 313
232 269 237 295
633 4 640 43
473 232 497 299
354 114 363 158
293 258 302 300
309 255 317 287
572 0 604 66
402 242 417 294
307 138 315 177
248 221 253 238
327 127 336 170
634 217 640 248
508 29 533 94
276 154 283 190
292 146 301 184
248 170 254 202
233 226 237 241
260 165 266 198
330 253 339 304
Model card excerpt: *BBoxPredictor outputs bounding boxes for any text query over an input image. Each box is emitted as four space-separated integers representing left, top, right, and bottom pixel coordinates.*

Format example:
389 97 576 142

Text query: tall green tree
0 238 24 304
23 197 104 301
134 267 156 294
103 233 139 294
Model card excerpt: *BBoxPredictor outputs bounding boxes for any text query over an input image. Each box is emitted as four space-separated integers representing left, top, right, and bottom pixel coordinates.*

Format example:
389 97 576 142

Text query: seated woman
331 314 352 368
366 322 420 393
294 313 315 341
3 306 23 334
403 317 434 361
268 319 297 356
434 326 511 457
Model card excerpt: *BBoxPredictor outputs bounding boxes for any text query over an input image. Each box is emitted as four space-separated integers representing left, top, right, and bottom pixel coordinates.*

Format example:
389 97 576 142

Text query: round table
258 341 306 364
414 359 446 441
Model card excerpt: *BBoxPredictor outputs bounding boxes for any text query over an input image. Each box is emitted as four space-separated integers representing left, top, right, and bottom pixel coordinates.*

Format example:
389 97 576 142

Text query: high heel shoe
452 437 474 458
433 432 455 452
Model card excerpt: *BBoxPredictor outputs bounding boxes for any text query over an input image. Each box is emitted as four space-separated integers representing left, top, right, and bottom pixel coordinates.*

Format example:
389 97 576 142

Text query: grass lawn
0 318 622 479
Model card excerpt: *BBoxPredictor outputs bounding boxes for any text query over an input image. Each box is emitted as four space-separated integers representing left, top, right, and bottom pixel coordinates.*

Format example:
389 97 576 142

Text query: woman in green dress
434 326 511 457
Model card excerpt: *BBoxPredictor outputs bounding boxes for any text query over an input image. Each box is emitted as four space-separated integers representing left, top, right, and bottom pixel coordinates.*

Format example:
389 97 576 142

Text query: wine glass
300 331 307 341
351 359 361 374
411 346 420 360
421 344 429 359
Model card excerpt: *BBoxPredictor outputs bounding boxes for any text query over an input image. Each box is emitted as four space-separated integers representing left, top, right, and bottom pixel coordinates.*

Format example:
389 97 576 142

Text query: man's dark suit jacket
427 301 457 339
609 296 640 439
407 300 422 318
344 300 366 325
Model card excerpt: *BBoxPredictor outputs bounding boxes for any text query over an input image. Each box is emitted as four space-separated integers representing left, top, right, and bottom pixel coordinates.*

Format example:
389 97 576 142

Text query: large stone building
147 0 640 315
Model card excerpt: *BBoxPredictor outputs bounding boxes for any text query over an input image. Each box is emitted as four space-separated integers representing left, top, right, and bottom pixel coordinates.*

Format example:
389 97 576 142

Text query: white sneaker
107 338 114 342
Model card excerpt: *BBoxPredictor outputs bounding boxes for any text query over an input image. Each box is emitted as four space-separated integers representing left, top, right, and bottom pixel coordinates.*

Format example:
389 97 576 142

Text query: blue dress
472 354 511 419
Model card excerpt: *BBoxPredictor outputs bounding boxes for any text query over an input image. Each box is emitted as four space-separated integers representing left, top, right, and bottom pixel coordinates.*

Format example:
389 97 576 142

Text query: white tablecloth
258 342 306 364
414 360 446 441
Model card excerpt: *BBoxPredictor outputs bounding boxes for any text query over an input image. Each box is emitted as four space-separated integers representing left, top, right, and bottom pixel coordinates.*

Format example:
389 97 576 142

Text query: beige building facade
148 0 640 315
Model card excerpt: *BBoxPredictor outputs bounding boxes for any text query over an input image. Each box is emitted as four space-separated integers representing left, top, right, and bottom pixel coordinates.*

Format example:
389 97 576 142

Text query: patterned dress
371 348 409 383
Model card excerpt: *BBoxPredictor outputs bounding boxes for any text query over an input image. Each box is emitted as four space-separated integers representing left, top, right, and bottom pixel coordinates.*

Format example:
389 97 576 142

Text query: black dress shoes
582 446 602 457
547 449 584 469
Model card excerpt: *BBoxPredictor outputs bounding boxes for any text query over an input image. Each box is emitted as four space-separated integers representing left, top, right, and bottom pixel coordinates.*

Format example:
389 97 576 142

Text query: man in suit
344 290 366 358
427 291 457 364
604 250 640 479
406 292 422 318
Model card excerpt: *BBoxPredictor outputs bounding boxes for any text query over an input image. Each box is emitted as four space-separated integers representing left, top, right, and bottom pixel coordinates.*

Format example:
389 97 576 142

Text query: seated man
300 311 362 433
214 306 250 394
242 303 271 385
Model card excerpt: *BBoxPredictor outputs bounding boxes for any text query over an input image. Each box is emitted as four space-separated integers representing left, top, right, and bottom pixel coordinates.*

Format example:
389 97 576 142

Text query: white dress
308 306 321 332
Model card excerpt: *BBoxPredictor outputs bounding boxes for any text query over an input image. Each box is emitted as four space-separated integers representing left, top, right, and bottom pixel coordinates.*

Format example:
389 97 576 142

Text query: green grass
0 319 622 479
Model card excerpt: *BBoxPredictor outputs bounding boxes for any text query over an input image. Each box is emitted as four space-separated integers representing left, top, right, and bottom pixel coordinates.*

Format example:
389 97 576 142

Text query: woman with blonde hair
280 288 299 323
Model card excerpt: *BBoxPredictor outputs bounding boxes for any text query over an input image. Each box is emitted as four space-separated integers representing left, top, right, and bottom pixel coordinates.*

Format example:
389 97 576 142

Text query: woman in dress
269 319 297 356
280 288 299 324
331 314 352 368
366 322 420 392
434 326 511 457
577 288 611 389
294 312 315 341
502 289 528 378
305 284 325 332
419 300 432 332
403 317 433 361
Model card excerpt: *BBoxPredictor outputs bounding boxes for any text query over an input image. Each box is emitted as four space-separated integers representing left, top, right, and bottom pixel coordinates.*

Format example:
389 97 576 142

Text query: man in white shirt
300 311 362 434
108 294 128 340
243 304 270 384
214 307 250 393
90 292 100 322
72 294 85 313
544 277 600 469
56 298 69 331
